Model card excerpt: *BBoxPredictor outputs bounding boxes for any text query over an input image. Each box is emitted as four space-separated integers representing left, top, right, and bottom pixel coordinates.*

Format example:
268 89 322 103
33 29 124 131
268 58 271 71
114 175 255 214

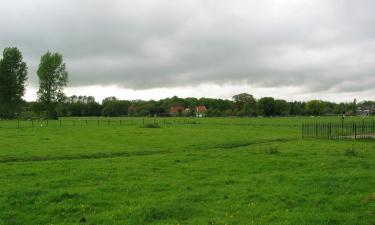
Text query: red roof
170 105 185 114
196 106 207 112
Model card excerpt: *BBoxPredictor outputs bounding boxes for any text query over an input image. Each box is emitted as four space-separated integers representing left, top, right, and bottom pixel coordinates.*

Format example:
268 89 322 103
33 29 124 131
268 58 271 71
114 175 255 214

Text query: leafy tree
232 93 256 116
257 97 275 116
102 99 130 117
305 100 325 116
37 52 68 119
289 101 305 116
274 99 290 116
0 47 27 118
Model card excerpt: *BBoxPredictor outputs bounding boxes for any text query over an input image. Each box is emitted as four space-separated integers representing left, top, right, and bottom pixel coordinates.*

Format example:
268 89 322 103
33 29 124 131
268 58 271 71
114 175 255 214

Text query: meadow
0 117 374 225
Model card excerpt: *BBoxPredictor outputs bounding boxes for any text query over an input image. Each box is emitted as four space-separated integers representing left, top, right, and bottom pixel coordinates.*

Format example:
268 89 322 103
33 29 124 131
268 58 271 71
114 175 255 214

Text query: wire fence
0 118 200 129
302 121 375 140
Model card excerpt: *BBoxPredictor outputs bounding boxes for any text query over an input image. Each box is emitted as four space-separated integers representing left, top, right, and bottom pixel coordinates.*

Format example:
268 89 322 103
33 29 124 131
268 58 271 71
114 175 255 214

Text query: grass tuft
345 146 358 157
265 146 280 154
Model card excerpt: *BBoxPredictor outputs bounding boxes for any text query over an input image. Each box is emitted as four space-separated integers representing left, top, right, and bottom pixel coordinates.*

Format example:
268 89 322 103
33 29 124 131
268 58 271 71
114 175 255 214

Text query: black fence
302 121 375 140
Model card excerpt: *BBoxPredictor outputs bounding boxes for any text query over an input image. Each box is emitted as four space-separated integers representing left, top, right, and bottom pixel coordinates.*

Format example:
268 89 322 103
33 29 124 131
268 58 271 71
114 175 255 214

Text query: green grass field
0 117 374 225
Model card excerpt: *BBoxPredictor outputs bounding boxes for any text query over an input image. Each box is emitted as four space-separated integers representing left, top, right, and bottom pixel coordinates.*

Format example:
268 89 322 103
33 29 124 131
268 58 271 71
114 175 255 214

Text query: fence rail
302 121 375 140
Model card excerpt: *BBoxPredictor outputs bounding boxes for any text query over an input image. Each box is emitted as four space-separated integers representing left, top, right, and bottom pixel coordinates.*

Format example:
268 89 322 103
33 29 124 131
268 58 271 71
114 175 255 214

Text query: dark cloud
1 0 375 95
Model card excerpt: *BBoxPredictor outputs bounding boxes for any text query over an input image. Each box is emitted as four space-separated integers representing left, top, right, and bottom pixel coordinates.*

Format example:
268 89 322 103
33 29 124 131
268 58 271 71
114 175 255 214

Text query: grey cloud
1 0 375 94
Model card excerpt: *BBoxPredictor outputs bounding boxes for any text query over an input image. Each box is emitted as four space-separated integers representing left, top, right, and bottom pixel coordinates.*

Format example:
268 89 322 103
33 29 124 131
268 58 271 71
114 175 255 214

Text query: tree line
19 94 364 118
0 47 370 119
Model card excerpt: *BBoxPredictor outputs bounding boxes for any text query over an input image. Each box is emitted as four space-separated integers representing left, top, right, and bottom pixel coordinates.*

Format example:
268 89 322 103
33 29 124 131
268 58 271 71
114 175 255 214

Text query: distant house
169 105 185 116
195 105 207 117
356 106 375 116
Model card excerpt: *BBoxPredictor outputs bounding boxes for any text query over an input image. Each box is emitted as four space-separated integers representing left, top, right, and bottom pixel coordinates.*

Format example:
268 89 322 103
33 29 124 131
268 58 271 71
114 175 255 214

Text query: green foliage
102 99 130 117
274 99 290 116
232 93 257 116
37 52 68 119
257 97 275 116
0 47 27 118
141 123 161 128
305 100 325 116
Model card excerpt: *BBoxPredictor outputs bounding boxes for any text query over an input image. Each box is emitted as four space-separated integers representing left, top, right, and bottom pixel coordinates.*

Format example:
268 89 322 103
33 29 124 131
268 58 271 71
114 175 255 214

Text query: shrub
141 123 160 128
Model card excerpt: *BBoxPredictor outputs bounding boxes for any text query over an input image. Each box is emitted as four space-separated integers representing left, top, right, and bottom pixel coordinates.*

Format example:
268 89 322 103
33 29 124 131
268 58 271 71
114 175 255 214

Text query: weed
345 146 358 157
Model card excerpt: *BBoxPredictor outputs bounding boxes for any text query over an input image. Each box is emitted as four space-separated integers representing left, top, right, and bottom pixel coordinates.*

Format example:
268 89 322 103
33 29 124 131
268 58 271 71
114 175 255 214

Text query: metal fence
302 121 375 140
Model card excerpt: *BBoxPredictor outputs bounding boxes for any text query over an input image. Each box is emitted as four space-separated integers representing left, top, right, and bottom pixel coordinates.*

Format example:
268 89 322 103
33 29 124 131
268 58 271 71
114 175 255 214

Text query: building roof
170 105 185 114
196 105 207 112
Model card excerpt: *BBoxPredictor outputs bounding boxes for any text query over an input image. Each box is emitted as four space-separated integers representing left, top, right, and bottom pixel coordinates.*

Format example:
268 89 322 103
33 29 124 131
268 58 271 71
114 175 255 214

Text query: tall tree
257 97 275 116
305 100 325 116
0 47 28 118
232 93 256 116
37 52 68 119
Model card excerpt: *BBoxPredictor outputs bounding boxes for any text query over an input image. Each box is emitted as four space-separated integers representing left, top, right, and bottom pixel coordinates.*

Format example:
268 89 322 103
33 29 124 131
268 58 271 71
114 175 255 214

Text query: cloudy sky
1 0 375 102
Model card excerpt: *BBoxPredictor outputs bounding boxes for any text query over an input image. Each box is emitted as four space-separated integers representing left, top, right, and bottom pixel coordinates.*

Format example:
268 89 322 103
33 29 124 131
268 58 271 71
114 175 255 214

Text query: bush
141 123 161 128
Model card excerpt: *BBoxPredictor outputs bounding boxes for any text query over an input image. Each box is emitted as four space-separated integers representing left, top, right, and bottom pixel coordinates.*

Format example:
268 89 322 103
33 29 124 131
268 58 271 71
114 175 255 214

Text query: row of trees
0 47 68 119
18 94 363 118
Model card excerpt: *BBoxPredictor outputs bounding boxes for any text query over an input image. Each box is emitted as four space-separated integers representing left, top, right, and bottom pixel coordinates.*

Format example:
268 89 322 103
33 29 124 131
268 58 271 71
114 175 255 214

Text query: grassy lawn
0 117 374 224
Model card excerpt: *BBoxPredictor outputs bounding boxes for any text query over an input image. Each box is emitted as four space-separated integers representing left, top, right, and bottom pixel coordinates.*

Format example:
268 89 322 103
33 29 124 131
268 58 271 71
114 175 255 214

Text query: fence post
120 120 122 126
302 123 304 139
329 122 332 139
98 120 99 126
143 118 144 125
362 120 364 134
86 120 88 125
306 123 310 137
354 123 357 140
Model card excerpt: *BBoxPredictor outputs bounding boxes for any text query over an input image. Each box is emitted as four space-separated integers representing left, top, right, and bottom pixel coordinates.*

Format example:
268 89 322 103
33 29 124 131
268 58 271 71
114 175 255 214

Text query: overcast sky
1 0 375 102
